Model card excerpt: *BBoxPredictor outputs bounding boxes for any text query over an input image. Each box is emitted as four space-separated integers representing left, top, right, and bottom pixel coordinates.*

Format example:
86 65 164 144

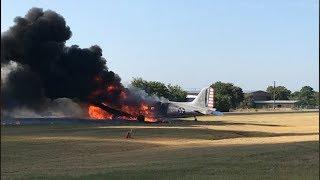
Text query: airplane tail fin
191 87 215 109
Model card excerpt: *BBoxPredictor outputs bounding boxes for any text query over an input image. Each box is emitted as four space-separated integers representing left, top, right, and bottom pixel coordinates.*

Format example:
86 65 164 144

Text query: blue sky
1 0 319 91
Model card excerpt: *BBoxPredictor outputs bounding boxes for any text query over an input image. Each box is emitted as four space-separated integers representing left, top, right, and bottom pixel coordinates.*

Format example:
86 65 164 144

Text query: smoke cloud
1 7 145 118
1 98 85 118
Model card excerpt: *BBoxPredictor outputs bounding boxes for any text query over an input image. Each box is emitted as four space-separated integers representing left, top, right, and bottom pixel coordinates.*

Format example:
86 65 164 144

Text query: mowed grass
1 113 319 180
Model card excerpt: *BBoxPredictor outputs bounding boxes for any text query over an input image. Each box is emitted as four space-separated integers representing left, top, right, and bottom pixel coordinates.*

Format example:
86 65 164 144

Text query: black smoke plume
1 7 156 118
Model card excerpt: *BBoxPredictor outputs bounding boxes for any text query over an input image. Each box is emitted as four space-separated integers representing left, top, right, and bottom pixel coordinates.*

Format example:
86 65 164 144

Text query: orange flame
88 80 158 122
88 105 113 120
145 117 157 122
119 103 157 122
88 104 157 122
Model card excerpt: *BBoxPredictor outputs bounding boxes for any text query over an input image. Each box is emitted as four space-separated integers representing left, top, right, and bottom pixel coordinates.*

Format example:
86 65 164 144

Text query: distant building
245 90 271 101
245 90 298 109
254 100 299 109
188 90 299 109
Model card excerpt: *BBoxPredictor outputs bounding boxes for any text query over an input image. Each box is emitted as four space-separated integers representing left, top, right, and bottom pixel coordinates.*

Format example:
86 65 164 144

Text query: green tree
231 86 244 108
167 84 187 102
131 78 148 91
289 86 318 108
211 81 244 112
297 86 317 108
240 94 256 108
214 94 231 112
146 81 170 98
315 92 319 106
266 86 291 100
289 91 300 100
131 78 187 101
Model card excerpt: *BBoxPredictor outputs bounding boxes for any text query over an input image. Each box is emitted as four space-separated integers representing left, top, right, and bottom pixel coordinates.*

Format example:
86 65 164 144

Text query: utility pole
273 81 276 110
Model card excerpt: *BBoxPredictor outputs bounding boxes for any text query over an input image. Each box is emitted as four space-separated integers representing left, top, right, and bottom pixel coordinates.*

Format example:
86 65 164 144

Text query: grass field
1 112 319 179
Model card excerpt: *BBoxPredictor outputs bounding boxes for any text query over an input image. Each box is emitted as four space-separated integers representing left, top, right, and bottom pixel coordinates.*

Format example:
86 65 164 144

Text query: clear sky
1 0 319 91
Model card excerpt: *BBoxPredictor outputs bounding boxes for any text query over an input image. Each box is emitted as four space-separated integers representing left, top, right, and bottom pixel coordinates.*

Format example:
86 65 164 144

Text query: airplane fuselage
164 101 215 118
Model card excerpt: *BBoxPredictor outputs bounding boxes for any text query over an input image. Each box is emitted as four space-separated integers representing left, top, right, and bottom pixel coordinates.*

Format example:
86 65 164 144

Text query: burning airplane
1 8 219 123
87 86 219 122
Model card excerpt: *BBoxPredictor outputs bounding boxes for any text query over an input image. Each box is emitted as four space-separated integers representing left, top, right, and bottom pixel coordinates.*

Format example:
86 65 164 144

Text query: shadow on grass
127 128 318 140
19 141 319 180
2 124 318 141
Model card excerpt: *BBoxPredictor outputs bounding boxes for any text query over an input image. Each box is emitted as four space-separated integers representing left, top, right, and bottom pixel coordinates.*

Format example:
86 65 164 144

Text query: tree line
131 78 319 112
131 78 188 102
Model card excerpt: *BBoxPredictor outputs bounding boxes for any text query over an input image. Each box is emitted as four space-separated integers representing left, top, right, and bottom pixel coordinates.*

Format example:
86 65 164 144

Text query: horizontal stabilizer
212 111 223 116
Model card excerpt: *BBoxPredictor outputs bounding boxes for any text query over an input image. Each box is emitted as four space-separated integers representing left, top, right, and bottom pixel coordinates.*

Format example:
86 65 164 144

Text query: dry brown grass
1 112 319 179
